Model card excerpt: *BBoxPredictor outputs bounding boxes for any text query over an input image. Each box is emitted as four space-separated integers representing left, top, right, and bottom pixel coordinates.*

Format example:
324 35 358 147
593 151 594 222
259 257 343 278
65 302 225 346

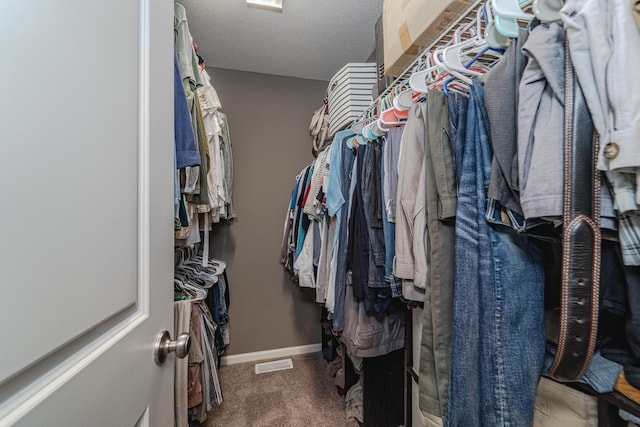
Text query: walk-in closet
2 0 640 426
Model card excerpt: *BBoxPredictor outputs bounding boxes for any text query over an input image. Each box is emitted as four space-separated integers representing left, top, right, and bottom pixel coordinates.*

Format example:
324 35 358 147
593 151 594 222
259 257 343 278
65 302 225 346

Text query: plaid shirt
617 213 640 266
605 171 640 266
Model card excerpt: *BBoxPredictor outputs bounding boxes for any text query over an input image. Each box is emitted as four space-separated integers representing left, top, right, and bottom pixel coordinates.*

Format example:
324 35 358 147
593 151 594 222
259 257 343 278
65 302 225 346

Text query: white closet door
0 0 175 425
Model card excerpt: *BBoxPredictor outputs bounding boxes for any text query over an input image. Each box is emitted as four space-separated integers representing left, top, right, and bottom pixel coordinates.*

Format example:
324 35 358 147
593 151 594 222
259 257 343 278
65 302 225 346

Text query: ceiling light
246 0 283 12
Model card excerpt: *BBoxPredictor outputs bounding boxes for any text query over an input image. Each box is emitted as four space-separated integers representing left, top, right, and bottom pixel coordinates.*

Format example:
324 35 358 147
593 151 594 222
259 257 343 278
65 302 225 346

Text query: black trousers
363 348 404 427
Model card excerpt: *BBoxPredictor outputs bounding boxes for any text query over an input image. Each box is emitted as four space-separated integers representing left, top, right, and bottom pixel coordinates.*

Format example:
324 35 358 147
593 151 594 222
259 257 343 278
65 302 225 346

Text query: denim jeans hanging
445 82 546 427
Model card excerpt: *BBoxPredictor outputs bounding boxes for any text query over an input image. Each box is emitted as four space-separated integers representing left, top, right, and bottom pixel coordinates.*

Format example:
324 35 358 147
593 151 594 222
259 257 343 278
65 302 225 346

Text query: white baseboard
220 343 322 366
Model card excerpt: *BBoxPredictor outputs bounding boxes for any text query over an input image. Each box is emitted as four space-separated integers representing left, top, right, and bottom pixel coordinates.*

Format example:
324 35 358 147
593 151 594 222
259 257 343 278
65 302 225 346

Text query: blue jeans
381 140 403 298
209 272 229 354
543 345 622 393
447 92 468 186
445 82 546 427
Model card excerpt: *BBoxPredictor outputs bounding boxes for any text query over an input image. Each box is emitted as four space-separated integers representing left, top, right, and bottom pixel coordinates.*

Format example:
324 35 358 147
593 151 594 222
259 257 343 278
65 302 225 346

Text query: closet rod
353 0 483 124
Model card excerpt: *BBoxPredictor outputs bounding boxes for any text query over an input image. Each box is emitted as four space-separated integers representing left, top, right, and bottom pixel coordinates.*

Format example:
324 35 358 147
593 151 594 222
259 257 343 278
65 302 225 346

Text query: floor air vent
254 358 293 374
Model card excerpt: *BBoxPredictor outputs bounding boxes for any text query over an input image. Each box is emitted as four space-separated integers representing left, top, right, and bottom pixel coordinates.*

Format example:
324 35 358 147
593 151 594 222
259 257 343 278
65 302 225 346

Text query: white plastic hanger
491 0 533 20
350 120 366 135
427 12 485 90
532 0 563 22
433 48 473 85
372 121 388 137
409 53 441 93
393 86 414 111
442 39 486 79
443 7 503 78
378 93 407 127
174 278 208 301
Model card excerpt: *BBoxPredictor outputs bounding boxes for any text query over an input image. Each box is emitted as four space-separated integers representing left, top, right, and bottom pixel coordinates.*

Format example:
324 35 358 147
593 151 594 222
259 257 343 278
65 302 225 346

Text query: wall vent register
254 358 294 374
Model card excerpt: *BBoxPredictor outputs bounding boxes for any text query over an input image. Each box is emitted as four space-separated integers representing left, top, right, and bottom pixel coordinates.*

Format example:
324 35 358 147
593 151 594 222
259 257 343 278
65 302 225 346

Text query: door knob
154 330 191 365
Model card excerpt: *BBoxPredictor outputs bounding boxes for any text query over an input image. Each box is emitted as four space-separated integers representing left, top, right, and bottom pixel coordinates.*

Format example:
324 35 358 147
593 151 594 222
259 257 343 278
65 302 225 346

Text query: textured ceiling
179 0 383 81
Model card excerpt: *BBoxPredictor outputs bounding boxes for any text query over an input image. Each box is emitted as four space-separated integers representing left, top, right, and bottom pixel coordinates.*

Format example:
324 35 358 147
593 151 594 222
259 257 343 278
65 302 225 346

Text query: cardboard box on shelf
383 0 474 77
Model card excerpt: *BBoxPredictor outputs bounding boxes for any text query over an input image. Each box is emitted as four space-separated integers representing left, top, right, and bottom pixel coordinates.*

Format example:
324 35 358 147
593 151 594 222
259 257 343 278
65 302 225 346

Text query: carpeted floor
206 352 359 427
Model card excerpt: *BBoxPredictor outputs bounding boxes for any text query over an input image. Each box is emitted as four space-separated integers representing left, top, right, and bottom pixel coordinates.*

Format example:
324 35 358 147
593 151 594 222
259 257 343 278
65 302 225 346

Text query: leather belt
548 39 601 382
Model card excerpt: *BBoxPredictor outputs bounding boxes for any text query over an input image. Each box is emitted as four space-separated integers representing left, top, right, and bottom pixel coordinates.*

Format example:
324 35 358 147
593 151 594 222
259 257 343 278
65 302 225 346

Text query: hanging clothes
482 29 528 217
175 250 229 423
517 22 566 220
380 126 403 299
325 130 357 331
280 4 640 426
445 82 546 427
418 90 457 418
394 103 428 303
174 50 201 171
174 2 236 249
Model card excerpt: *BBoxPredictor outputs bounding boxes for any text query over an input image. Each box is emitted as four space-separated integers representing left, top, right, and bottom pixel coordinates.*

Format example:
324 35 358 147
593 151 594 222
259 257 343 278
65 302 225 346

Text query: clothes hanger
179 280 208 301
378 93 406 127
409 52 442 93
350 120 366 135
373 119 389 136
351 113 375 141
191 251 223 265
441 44 498 94
379 109 404 126
442 40 487 79
364 122 378 141
174 277 208 302
181 263 219 285
174 279 193 301
354 107 375 143
491 0 533 20
370 105 389 136
361 105 377 140
428 19 481 91
351 106 376 136
208 257 226 270
191 255 225 275
386 85 411 120
346 135 356 149
491 0 534 38
532 0 562 22
433 48 473 85
442 8 504 84
393 87 414 111
356 134 369 145
482 2 511 48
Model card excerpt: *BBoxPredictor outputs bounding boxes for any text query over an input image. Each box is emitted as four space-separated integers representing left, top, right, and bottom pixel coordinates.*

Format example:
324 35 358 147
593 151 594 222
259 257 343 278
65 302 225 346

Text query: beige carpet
206 352 359 427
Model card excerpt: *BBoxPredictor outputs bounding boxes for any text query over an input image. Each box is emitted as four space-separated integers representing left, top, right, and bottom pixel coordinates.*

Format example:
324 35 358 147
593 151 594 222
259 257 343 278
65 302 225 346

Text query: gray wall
207 67 328 356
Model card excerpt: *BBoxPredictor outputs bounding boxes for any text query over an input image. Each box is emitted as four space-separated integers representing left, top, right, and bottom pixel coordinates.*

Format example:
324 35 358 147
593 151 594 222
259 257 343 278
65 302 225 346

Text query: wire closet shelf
353 0 486 124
